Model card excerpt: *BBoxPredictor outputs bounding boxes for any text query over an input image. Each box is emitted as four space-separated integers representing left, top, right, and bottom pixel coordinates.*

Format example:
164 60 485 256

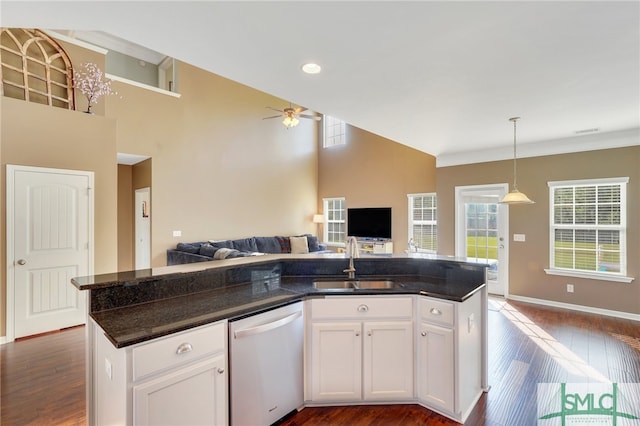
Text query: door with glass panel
455 185 509 296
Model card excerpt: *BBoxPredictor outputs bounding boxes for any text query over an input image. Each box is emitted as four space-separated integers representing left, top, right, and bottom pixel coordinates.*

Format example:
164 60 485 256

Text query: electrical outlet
468 313 475 333
105 358 112 380
567 284 574 293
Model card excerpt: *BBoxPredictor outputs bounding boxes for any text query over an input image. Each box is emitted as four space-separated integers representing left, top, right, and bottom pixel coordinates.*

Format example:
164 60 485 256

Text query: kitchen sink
313 280 397 290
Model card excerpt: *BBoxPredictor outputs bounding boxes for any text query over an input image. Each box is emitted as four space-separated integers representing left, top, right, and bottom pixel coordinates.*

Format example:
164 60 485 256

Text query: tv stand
355 239 393 254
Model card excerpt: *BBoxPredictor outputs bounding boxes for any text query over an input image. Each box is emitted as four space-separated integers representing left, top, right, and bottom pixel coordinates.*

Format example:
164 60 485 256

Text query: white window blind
548 177 628 278
408 193 437 252
323 198 346 244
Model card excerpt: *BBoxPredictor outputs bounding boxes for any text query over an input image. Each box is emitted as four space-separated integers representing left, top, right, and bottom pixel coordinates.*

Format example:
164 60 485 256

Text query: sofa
166 234 329 266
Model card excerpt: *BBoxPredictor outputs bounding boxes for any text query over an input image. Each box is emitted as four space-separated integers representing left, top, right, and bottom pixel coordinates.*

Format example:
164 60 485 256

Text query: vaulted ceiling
2 1 639 165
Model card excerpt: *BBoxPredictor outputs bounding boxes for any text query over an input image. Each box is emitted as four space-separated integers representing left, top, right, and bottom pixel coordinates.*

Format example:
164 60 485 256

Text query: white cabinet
363 321 414 400
417 292 483 423
418 321 454 411
307 296 413 402
356 239 393 254
133 355 227 426
89 319 228 426
310 322 362 401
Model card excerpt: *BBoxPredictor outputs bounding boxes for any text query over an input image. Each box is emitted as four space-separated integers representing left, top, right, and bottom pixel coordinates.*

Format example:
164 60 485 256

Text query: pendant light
500 117 534 204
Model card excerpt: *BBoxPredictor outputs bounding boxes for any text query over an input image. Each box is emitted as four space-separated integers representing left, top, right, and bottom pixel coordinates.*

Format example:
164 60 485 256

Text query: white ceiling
2 1 639 165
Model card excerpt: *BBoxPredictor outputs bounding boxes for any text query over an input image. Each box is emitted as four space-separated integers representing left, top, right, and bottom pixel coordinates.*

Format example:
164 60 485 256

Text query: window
323 115 346 148
408 193 437 252
0 28 74 109
323 198 346 245
547 177 630 281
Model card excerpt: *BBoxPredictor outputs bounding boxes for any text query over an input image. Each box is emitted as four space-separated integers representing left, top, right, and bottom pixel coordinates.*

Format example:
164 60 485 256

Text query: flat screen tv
347 207 392 240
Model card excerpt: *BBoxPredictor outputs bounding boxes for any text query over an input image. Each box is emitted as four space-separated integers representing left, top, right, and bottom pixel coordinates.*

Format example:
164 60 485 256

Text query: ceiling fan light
500 189 535 204
282 116 299 128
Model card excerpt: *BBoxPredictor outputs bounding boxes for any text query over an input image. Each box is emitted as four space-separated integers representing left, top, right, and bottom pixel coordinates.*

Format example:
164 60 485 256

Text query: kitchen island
74 254 489 425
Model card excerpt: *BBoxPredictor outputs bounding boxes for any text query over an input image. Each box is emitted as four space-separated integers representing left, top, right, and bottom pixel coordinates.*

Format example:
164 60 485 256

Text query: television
347 207 392 240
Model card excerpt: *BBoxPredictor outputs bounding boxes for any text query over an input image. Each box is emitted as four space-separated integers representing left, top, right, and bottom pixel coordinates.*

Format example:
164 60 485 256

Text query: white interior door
7 165 93 340
455 184 509 297
135 187 151 269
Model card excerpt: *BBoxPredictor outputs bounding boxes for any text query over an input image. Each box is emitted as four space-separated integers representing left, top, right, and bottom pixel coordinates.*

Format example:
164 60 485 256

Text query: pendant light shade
500 117 534 204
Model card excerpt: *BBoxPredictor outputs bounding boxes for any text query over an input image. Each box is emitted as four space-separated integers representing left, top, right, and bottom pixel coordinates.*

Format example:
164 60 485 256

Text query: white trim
0 336 7 345
548 176 629 187
5 165 94 343
436 127 640 167
544 268 634 283
45 30 109 55
106 73 181 98
507 294 640 322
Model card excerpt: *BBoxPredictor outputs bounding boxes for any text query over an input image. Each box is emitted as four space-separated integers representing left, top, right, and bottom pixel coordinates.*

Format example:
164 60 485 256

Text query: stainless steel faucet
343 236 359 279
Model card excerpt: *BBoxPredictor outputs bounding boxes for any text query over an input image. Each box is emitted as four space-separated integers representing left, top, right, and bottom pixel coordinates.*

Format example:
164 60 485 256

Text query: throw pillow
290 236 309 254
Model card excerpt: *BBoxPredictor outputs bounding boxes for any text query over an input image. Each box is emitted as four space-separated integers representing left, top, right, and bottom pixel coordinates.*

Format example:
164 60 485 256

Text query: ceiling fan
263 103 321 128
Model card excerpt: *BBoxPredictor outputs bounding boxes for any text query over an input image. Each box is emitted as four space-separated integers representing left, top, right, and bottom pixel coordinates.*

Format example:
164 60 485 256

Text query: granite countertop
91 274 485 348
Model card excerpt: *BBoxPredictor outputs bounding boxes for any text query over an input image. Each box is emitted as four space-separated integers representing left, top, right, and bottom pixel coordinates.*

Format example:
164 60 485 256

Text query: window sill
544 268 634 283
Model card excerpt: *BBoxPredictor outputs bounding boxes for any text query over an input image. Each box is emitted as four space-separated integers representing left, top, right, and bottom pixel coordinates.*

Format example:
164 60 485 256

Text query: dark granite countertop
91 274 485 348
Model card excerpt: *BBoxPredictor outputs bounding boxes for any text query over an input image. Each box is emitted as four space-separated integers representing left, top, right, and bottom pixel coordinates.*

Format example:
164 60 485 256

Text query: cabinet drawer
132 321 226 381
419 297 454 327
311 297 412 320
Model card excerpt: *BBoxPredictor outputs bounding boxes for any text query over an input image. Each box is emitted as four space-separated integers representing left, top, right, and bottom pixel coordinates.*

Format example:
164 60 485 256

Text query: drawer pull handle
430 308 442 316
421 331 427 337
217 368 225 374
176 342 193 355
357 304 369 312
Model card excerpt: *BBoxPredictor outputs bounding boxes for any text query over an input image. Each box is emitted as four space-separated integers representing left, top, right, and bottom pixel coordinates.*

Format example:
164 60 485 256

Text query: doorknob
17 259 26 265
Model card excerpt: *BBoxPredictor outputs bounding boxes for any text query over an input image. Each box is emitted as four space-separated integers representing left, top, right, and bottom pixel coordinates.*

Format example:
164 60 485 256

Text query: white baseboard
0 336 8 345
507 295 640 322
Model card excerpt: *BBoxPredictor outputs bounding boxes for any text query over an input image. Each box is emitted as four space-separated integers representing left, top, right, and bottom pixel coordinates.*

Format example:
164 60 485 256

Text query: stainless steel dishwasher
229 301 304 425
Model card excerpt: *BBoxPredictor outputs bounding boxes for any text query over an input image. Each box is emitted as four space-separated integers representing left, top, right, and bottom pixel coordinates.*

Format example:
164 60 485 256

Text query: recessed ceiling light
301 62 322 74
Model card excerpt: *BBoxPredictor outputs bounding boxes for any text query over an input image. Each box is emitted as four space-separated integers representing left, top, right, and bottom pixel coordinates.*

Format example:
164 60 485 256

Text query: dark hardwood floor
2 298 639 425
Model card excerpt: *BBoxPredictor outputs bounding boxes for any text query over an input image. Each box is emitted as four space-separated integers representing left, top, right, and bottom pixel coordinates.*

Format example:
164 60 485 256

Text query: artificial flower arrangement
73 62 116 113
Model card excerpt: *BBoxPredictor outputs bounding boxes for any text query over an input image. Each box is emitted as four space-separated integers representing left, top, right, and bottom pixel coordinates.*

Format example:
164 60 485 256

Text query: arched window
1 28 75 110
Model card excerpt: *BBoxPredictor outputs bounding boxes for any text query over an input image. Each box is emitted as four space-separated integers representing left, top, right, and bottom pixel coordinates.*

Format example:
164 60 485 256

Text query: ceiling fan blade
294 106 307 114
299 114 321 120
262 115 282 120
266 106 284 113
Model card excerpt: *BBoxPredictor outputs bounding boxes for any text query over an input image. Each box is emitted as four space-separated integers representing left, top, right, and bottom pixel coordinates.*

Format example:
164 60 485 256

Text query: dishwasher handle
233 310 302 339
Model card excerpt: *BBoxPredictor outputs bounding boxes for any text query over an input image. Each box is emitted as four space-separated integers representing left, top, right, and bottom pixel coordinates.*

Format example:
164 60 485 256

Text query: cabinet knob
217 368 225 374
367 331 372 337
421 331 427 337
430 307 442 316
357 304 369 312
176 342 193 355
355 332 360 337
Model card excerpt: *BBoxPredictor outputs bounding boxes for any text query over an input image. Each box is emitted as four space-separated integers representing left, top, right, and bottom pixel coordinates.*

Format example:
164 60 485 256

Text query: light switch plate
513 234 526 242
172 230 182 237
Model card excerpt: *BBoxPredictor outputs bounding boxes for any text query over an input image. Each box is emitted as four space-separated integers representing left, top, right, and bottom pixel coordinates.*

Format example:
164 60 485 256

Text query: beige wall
318 125 436 252
437 146 640 315
117 159 152 271
1 97 119 336
106 61 319 266
1 36 319 339
117 164 134 270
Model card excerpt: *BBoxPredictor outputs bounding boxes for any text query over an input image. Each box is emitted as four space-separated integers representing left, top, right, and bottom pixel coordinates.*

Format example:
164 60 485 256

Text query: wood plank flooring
2 298 639 425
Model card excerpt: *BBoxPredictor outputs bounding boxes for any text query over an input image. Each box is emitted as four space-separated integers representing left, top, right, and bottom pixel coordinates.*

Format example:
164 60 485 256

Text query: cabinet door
133 354 227 426
418 321 454 412
363 321 414 400
310 322 362 401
